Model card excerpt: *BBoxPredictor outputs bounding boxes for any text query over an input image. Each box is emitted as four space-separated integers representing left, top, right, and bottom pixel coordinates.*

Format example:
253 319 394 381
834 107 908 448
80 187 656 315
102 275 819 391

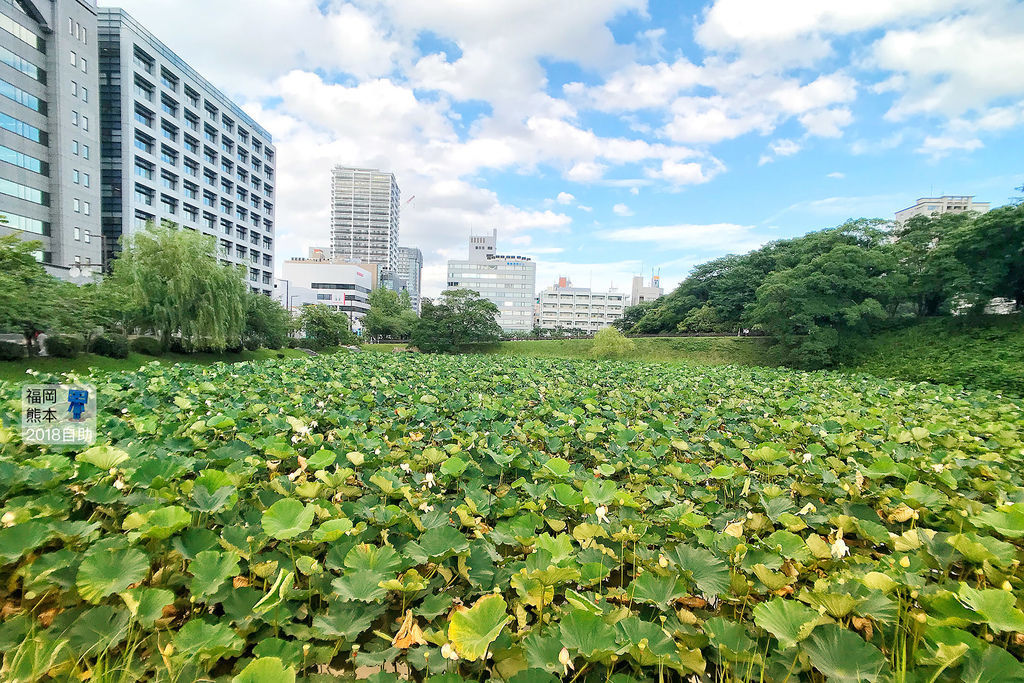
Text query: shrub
286 338 301 349
44 334 83 358
0 341 26 361
590 327 637 359
90 334 130 359
130 336 163 356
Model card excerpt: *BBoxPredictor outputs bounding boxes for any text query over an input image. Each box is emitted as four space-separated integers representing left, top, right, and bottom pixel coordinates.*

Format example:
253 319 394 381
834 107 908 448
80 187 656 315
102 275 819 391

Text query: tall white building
279 258 373 324
537 278 626 332
0 0 103 279
446 229 536 332
895 196 990 223
396 245 422 314
97 8 276 294
630 274 663 306
330 166 400 274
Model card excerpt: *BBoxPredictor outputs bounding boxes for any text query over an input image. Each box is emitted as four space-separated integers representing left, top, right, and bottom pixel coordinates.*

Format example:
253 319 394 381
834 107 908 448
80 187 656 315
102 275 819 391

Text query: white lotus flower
400 463 411 474
424 473 436 488
595 505 609 524
1 512 16 526
831 536 849 559
559 647 574 675
802 453 813 463
441 643 459 661
931 463 944 473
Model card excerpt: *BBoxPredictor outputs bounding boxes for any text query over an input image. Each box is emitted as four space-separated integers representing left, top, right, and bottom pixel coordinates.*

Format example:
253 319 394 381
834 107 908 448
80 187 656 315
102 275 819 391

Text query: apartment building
537 277 626 332
0 0 102 278
330 166 400 274
280 257 373 324
396 245 422 314
97 8 276 294
630 274 663 306
446 229 536 332
895 196 990 223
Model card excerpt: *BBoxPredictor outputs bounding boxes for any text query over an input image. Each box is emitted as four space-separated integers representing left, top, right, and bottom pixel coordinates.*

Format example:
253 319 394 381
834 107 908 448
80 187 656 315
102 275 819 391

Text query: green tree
109 222 248 352
678 303 722 332
749 224 899 367
947 203 1024 311
243 292 292 350
0 235 63 355
892 213 972 316
411 289 501 353
363 288 418 338
295 304 356 348
613 301 656 332
590 326 637 358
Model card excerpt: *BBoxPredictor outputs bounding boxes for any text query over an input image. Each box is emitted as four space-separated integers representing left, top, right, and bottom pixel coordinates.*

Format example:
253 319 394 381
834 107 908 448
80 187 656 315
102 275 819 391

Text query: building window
135 185 154 206
81 116 88 131
160 68 178 91
73 227 81 240
0 144 47 174
133 47 154 74
183 205 199 222
134 77 154 101
80 57 87 73
184 159 198 177
0 45 45 83
0 177 47 204
0 77 46 112
135 160 154 179
82 144 89 159
161 95 178 117
134 104 153 127
70 50 76 66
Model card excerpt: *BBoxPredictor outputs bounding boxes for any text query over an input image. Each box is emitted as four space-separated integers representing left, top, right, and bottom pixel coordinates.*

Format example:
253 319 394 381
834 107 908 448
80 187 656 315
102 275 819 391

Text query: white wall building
537 277 626 332
280 258 373 324
446 229 536 332
895 196 991 223
330 166 400 274
630 274 663 306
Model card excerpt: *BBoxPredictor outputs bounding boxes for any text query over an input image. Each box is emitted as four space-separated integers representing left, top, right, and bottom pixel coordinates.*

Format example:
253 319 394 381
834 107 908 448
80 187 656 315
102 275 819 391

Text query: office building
97 8 276 294
537 277 626 332
330 165 400 274
895 196 990 223
396 245 422 314
630 274 663 306
0 0 102 279
446 229 536 332
280 258 373 324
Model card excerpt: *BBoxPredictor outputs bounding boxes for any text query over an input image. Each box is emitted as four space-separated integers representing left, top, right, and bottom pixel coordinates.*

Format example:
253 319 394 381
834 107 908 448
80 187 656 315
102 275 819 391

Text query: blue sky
106 0 1024 296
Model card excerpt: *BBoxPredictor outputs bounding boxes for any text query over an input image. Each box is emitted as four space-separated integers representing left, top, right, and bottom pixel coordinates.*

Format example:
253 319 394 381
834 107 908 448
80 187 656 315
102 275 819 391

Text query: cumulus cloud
556 192 575 205
612 203 634 216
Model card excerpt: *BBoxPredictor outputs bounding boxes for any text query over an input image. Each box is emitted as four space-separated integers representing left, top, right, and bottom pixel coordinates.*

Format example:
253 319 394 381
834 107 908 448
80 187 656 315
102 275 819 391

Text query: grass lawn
0 347 310 384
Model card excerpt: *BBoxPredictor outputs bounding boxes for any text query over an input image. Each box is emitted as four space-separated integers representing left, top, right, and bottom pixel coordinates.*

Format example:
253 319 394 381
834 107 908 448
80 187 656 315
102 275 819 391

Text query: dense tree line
0 223 298 357
622 201 1024 367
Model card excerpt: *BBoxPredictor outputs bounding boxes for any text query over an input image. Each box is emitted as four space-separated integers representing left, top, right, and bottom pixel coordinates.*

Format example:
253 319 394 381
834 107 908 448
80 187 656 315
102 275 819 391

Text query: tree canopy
363 288 418 338
108 222 248 352
411 289 502 353
295 304 356 349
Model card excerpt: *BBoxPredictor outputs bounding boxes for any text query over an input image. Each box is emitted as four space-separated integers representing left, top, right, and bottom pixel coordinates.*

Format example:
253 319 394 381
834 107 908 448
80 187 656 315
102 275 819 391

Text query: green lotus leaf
627 572 688 608
0 521 52 564
67 605 130 657
448 593 511 661
76 444 130 469
975 505 1024 538
189 550 240 598
232 657 296 683
120 587 175 628
958 585 1024 633
440 455 467 477
77 547 150 603
801 624 887 681
752 598 827 649
172 618 244 661
559 609 617 660
311 601 386 640
344 543 403 572
614 616 677 661
666 544 730 597
405 525 470 563
261 499 315 540
960 644 1024 683
332 570 388 602
307 448 337 470
252 639 303 667
312 518 353 542
139 505 192 540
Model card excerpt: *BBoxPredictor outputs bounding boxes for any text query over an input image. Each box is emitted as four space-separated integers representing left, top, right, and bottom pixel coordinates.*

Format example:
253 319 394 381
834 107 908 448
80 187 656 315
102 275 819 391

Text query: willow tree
110 222 247 352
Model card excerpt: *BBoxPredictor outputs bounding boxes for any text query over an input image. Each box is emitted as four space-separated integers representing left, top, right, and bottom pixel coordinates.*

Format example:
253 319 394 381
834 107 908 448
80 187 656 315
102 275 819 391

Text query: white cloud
827 172 846 179
759 138 803 165
850 132 905 155
577 205 594 212
556 192 575 205
645 159 726 187
602 223 766 253
612 203 634 217
799 107 854 138
566 161 608 182
916 135 984 159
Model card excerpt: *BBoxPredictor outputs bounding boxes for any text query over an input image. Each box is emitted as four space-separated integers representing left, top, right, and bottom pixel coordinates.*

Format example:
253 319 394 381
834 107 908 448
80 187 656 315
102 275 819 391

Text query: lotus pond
1 353 1024 682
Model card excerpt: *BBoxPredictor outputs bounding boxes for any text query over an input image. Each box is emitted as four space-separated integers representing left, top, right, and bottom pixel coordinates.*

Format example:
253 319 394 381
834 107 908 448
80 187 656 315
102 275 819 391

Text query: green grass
0 347 311 384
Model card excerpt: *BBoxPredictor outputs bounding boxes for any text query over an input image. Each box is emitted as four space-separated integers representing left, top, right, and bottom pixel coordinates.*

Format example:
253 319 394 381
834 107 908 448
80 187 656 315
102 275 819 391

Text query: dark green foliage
412 289 502 353
633 204 1024 367
0 340 26 361
90 334 130 359
612 301 657 332
840 314 1024 394
295 304 356 349
243 292 291 350
44 334 83 358
130 336 163 356
363 288 418 338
